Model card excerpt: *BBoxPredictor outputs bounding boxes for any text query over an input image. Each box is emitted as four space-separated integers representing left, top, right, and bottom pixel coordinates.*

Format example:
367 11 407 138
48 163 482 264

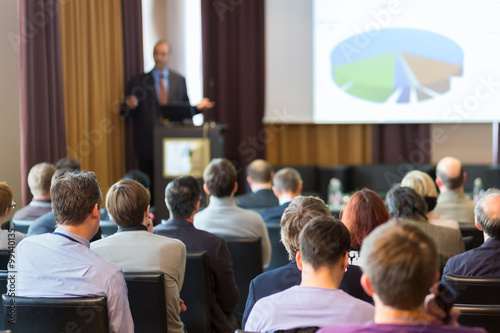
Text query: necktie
159 73 168 105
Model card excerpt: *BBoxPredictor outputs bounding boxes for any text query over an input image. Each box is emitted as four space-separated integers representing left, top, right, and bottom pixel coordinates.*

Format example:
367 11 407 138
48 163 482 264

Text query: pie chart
330 28 464 103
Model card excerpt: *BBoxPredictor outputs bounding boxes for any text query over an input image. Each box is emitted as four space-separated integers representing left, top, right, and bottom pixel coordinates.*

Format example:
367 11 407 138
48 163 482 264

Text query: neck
250 183 272 192
278 193 295 204
300 264 344 290
374 302 429 325
57 222 94 241
34 194 50 201
440 186 464 194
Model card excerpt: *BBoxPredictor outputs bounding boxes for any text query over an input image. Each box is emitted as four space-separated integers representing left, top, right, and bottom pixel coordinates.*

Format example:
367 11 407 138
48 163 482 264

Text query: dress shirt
11 228 133 333
318 322 486 333
152 68 169 101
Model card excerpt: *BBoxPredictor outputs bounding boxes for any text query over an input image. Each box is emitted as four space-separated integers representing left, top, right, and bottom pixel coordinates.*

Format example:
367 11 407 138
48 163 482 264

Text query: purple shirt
245 286 374 332
319 322 486 333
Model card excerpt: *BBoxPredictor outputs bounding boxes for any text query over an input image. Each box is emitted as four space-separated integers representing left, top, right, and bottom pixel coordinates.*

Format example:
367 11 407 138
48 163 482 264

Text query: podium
154 123 226 221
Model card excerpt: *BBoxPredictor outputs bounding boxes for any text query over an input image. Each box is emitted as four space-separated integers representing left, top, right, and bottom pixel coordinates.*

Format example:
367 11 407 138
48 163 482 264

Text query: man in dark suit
120 41 214 186
260 167 302 223
154 175 239 333
443 188 500 278
236 159 279 209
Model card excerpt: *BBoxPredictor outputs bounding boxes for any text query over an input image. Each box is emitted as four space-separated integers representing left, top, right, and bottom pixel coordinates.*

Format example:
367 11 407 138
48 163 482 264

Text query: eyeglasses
10 201 16 208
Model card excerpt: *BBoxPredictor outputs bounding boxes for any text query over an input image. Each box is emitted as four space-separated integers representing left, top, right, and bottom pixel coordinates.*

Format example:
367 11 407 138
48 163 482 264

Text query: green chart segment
330 28 464 103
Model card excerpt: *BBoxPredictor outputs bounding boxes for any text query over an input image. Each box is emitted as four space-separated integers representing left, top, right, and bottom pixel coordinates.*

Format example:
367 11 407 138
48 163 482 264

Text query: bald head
436 156 465 191
475 189 500 239
247 159 274 186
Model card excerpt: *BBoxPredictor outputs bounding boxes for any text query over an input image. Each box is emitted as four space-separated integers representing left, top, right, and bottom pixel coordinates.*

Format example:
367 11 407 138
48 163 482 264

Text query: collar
438 190 469 202
279 198 293 206
29 199 52 208
53 228 90 248
152 68 169 80
208 196 237 207
118 224 148 233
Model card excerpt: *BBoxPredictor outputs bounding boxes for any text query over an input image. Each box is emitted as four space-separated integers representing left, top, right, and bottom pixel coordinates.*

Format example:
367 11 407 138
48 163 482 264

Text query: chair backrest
443 274 500 304
459 227 484 250
0 271 8 330
2 295 108 332
12 219 32 234
224 237 263 315
124 272 166 333
264 223 289 272
0 252 9 272
180 252 211 333
100 220 118 238
463 236 474 251
455 304 500 333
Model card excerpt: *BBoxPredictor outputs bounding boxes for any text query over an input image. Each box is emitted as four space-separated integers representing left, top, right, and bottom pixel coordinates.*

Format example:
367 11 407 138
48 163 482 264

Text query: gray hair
475 188 500 239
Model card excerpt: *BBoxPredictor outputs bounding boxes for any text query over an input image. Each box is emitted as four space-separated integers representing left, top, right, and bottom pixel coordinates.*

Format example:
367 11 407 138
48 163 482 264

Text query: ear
92 204 100 218
360 273 375 296
270 172 275 183
272 186 280 198
342 252 349 271
145 205 150 218
246 176 253 187
475 220 483 231
296 251 303 271
194 201 200 213
435 178 443 189
233 182 238 194
203 184 210 195
463 171 467 184
297 180 303 195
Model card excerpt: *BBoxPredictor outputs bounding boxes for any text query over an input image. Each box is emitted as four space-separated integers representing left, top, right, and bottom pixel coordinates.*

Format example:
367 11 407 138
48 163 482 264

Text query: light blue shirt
10 228 134 333
152 68 170 100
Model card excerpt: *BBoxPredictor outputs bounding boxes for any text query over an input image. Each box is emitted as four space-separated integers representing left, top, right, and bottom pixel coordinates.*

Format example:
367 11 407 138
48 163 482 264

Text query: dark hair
51 171 102 226
475 188 500 239
274 168 302 195
246 159 273 183
436 166 465 190
299 216 351 270
123 169 151 189
203 158 237 198
386 185 428 221
54 158 81 171
166 176 201 219
106 180 150 228
280 196 332 260
361 222 438 310
340 188 390 250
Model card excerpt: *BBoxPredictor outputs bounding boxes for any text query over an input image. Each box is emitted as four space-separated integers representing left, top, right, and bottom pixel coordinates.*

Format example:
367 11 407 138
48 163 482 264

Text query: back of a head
360 222 438 310
475 188 500 239
247 159 273 184
386 184 428 221
299 216 351 270
280 196 332 260
401 170 437 198
166 175 201 219
0 183 13 216
436 156 465 190
340 188 390 250
107 179 150 228
123 169 151 189
273 167 302 195
54 157 81 171
28 162 56 198
203 158 237 198
51 171 102 226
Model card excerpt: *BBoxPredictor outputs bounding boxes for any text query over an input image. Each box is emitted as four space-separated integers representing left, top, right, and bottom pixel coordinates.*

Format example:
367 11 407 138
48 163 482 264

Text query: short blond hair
28 162 56 197
106 179 150 228
401 170 437 197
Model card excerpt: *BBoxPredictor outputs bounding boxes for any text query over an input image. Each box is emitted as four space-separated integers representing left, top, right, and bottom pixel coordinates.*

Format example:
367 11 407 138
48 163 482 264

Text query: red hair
340 188 390 250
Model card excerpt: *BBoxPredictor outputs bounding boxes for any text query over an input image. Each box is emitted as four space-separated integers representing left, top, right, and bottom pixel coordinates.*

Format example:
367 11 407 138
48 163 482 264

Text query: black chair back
100 220 118 238
0 252 9 272
12 219 31 234
443 274 500 304
0 271 8 329
264 223 289 272
124 272 166 333
225 237 263 315
455 304 500 333
2 295 108 332
459 227 484 250
180 252 211 333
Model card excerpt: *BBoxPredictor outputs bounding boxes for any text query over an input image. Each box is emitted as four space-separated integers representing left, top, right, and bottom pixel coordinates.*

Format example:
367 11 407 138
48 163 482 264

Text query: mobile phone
434 282 458 325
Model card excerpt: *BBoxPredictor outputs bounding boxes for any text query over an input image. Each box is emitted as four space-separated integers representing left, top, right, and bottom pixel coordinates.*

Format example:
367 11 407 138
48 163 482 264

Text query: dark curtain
121 0 144 171
201 0 266 192
372 124 431 164
19 0 66 205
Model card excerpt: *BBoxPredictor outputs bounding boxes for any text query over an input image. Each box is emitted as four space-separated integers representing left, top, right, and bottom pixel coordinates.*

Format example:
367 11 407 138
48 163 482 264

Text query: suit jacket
259 202 291 223
242 261 370 327
120 69 190 159
434 191 476 226
154 218 239 333
236 189 279 209
443 237 500 278
91 228 186 333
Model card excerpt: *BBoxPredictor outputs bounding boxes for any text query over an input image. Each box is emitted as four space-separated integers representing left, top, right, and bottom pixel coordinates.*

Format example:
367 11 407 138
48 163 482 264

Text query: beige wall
0 1 21 207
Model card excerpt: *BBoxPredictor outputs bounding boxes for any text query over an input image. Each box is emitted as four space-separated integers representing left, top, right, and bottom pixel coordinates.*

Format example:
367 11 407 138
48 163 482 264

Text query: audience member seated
386 185 464 266
91 179 186 333
194 158 271 267
154 175 239 333
434 156 476 225
12 162 55 221
402 170 459 229
260 167 302 223
235 159 279 209
245 216 374 331
243 196 332 326
319 222 485 333
11 171 133 333
0 183 24 248
443 188 500 278
340 188 389 266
